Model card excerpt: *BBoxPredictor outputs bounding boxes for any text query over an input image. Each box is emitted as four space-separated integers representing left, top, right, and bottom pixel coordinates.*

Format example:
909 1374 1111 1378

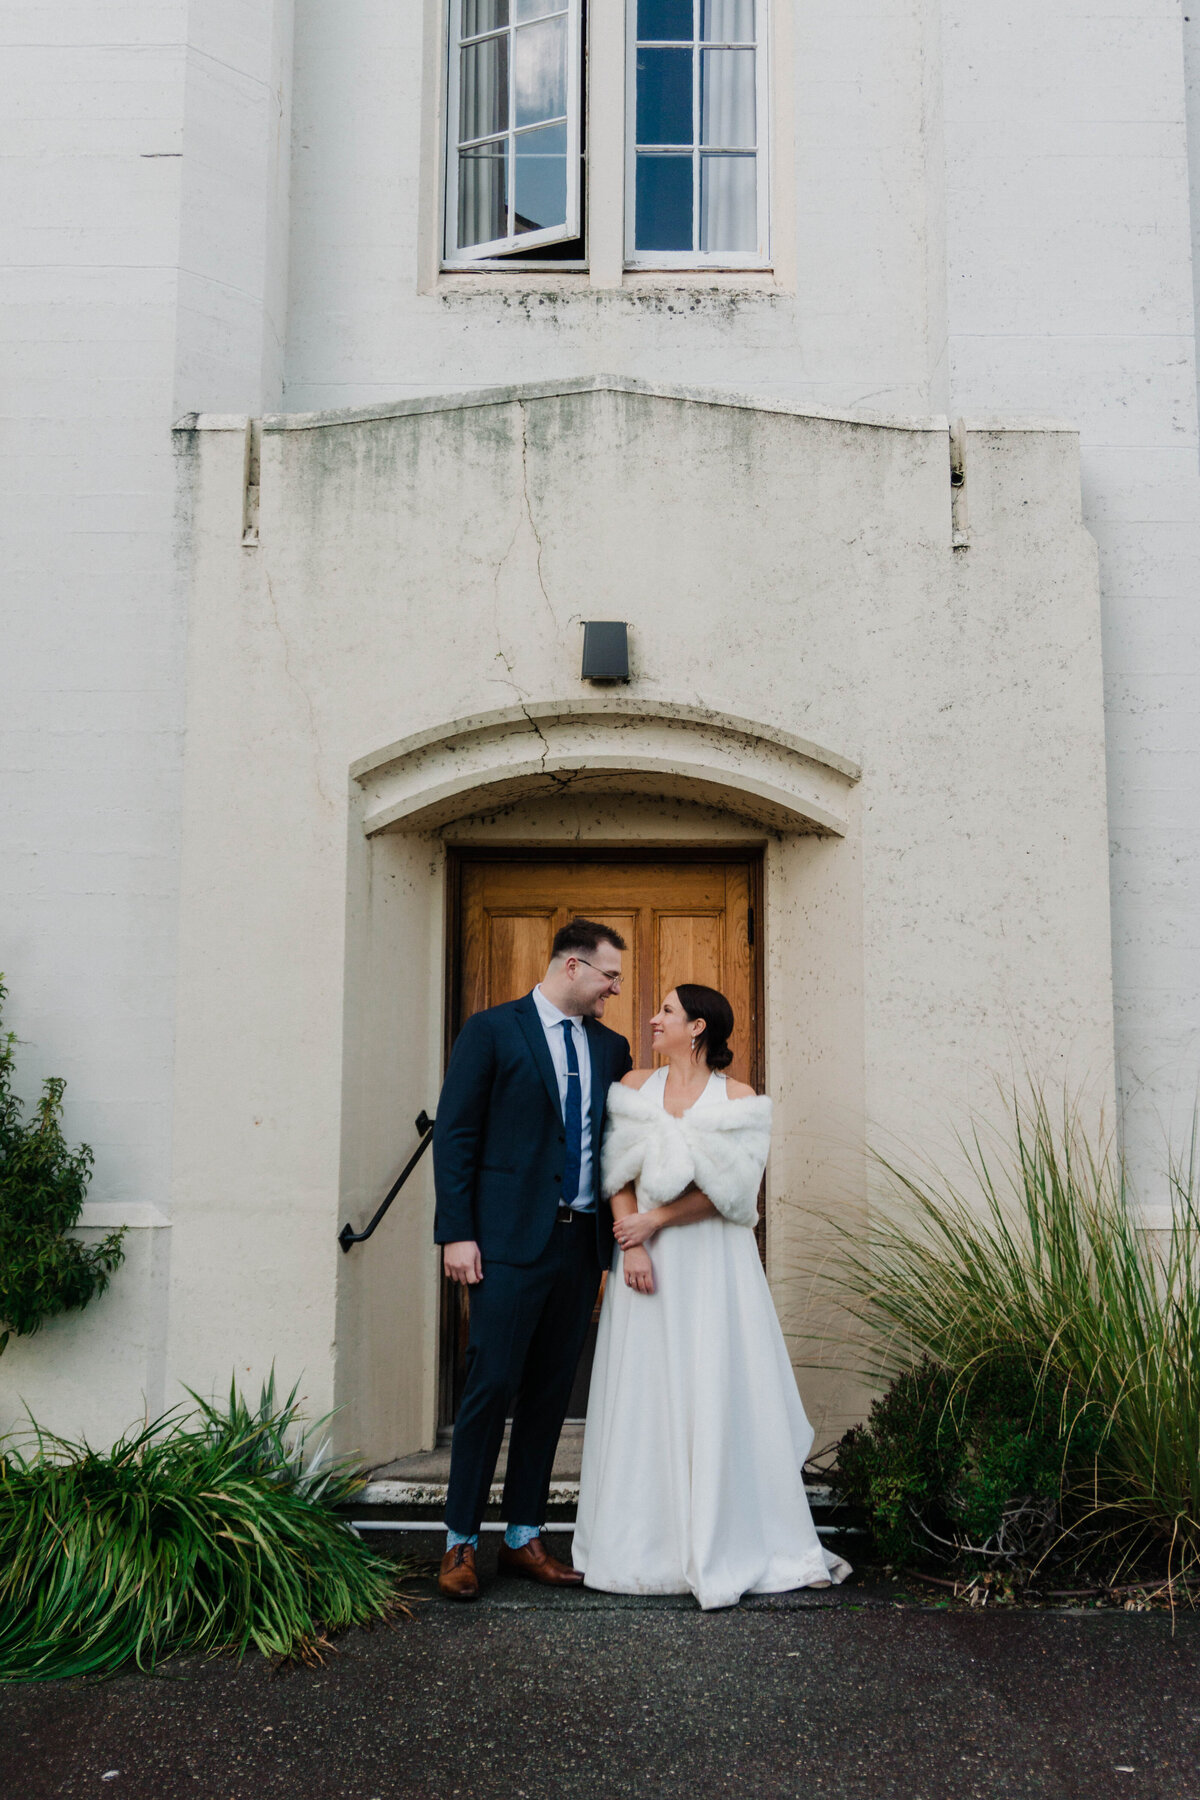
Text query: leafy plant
837 1354 1103 1567
0 1377 411 1680
0 978 124 1354
826 1082 1200 1579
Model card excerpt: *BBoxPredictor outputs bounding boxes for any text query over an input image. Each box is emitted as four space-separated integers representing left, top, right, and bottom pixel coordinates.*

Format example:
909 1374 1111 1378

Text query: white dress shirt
531 984 594 1211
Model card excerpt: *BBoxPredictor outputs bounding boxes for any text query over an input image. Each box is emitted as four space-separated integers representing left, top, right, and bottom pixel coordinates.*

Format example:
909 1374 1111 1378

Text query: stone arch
351 698 860 836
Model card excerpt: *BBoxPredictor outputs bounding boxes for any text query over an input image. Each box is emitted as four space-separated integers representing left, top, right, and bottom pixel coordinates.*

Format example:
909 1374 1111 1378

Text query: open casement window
446 0 584 264
627 0 768 267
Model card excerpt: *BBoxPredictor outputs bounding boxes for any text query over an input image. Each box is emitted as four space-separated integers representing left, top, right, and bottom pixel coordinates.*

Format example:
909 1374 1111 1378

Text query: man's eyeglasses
573 956 623 990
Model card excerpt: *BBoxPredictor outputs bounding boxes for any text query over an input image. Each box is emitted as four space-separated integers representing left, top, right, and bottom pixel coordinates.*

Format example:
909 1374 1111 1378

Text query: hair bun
674 982 736 1072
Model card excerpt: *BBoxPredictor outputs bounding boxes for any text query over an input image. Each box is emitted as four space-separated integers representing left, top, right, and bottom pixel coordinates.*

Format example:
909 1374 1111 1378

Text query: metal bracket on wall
242 418 261 546
949 417 969 549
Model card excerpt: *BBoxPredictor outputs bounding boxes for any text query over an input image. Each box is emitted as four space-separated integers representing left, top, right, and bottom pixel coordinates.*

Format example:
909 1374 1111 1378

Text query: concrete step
344 1479 866 1547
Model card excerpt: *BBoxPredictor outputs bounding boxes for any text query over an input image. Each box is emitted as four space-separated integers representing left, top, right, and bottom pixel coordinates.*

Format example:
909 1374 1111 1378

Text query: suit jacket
433 993 634 1266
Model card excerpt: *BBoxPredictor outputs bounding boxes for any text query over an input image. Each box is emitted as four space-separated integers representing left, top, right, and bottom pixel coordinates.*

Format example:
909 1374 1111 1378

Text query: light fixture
580 621 630 683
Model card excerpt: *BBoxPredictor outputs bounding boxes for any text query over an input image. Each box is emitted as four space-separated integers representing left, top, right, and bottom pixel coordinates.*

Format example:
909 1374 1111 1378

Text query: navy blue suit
434 993 632 1534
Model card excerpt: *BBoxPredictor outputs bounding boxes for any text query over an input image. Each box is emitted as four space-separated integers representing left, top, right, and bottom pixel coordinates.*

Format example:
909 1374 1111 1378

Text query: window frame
443 0 585 266
624 0 769 270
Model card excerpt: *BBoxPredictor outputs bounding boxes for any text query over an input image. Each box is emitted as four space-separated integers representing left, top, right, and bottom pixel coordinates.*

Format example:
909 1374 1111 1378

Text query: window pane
700 0 753 40
635 152 693 249
514 14 567 126
636 48 692 145
461 0 509 37
458 144 508 245
700 152 755 250
515 0 562 16
514 121 567 233
637 0 693 40
460 36 509 142
700 48 754 146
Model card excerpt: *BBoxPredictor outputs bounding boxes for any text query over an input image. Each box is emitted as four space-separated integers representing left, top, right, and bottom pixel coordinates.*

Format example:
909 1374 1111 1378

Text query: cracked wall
157 383 1114 1459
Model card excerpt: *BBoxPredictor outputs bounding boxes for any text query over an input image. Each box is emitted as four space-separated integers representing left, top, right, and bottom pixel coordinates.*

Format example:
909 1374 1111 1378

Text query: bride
572 982 851 1610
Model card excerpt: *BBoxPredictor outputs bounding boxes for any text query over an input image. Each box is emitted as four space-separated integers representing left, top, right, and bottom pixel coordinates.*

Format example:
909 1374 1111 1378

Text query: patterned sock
504 1523 541 1550
445 1527 479 1551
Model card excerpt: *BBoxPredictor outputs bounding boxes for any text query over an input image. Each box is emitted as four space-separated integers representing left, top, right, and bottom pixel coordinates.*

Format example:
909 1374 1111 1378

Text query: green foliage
827 1082 1200 1577
837 1355 1103 1567
0 979 124 1353
0 1376 410 1680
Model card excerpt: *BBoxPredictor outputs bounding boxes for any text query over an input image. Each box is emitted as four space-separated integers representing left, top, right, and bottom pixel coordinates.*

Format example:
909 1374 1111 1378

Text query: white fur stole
600 1081 772 1229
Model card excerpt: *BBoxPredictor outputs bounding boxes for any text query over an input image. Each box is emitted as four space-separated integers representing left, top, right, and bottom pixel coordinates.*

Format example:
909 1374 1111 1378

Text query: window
628 0 766 266
441 0 769 271
445 0 584 263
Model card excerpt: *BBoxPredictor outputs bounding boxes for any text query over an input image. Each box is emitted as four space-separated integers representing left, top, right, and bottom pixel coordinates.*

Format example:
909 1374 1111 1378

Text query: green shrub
837 1355 1103 1567
0 978 124 1354
0 1376 410 1680
827 1082 1200 1579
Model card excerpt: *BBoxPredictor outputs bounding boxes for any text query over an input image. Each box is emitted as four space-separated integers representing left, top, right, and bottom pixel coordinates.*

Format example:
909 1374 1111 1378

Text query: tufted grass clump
828 1084 1200 1580
0 1375 412 1680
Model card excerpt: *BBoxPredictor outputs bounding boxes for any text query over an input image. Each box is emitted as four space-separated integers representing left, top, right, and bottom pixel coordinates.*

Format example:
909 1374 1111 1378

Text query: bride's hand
622 1244 655 1294
613 1210 658 1250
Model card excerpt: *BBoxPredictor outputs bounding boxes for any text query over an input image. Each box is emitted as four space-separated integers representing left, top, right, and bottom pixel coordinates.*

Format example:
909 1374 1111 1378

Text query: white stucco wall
0 0 293 1442
283 0 946 412
4 0 1195 1447
166 382 1113 1455
280 0 1200 1203
944 1 1200 1193
1 4 189 1440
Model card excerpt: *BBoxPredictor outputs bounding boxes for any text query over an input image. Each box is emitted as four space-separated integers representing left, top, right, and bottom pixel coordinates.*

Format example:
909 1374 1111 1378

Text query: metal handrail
337 1111 435 1252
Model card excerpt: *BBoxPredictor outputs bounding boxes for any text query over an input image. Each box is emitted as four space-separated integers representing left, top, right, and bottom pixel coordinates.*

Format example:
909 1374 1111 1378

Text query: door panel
462 909 556 1020
442 851 762 1425
457 858 758 1083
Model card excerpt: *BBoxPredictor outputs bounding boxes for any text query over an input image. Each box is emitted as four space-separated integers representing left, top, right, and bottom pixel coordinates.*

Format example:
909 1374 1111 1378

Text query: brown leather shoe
497 1536 585 1586
438 1542 480 1601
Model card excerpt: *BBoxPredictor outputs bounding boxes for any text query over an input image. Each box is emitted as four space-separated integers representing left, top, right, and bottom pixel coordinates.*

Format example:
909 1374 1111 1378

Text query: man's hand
622 1244 655 1295
444 1240 483 1285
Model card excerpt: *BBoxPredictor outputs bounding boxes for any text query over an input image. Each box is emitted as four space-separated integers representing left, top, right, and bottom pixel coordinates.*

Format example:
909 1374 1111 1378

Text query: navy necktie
560 1019 583 1206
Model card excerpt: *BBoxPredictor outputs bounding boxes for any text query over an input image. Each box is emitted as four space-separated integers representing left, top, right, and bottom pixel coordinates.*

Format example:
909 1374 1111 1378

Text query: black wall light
581 620 630 683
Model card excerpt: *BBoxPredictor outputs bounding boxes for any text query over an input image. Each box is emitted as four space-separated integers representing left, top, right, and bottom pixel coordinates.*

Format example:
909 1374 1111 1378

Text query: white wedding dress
573 1068 851 1610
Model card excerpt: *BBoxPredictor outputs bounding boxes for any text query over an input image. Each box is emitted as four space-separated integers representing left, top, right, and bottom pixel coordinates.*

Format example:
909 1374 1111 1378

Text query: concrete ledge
175 373 951 437
76 1202 171 1230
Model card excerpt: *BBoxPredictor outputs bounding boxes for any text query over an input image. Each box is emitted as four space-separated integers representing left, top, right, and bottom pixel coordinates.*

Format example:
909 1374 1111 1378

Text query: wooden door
441 851 763 1424
456 857 759 1084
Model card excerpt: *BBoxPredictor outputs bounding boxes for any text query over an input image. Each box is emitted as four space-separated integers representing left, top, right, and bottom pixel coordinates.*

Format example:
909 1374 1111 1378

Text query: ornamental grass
828 1084 1200 1582
0 1375 411 1681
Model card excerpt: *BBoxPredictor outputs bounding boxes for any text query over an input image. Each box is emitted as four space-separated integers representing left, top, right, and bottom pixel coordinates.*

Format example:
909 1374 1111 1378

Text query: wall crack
519 705 577 789
518 401 556 631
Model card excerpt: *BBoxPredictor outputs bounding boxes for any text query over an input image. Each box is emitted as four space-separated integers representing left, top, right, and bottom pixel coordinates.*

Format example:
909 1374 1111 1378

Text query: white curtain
458 30 508 247
700 154 755 252
700 49 754 146
698 46 755 252
700 0 754 42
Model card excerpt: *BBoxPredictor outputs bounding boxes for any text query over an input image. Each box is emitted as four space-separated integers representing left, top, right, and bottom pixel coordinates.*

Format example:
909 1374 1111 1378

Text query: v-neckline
658 1066 717 1119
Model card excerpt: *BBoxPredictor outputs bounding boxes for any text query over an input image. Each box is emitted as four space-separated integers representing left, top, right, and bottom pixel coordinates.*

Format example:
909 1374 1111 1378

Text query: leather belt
556 1205 590 1225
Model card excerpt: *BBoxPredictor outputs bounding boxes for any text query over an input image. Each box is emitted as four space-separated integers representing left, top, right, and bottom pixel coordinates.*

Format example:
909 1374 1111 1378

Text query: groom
433 917 633 1600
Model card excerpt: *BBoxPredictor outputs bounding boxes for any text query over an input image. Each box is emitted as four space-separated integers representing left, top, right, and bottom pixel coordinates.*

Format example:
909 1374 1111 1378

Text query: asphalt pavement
2 1539 1198 1800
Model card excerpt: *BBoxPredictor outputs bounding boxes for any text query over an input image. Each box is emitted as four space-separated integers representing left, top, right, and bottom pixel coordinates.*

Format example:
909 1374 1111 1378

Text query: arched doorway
334 701 862 1464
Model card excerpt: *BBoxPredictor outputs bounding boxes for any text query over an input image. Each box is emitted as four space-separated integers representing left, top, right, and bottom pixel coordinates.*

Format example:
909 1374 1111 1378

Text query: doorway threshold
365 1421 584 1495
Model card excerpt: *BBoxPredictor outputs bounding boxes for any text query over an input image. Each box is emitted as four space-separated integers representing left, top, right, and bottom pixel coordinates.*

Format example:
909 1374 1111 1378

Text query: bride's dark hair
675 983 735 1071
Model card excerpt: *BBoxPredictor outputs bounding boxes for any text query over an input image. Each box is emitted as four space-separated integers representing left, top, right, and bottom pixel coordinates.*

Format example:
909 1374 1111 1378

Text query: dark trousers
444 1215 601 1536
